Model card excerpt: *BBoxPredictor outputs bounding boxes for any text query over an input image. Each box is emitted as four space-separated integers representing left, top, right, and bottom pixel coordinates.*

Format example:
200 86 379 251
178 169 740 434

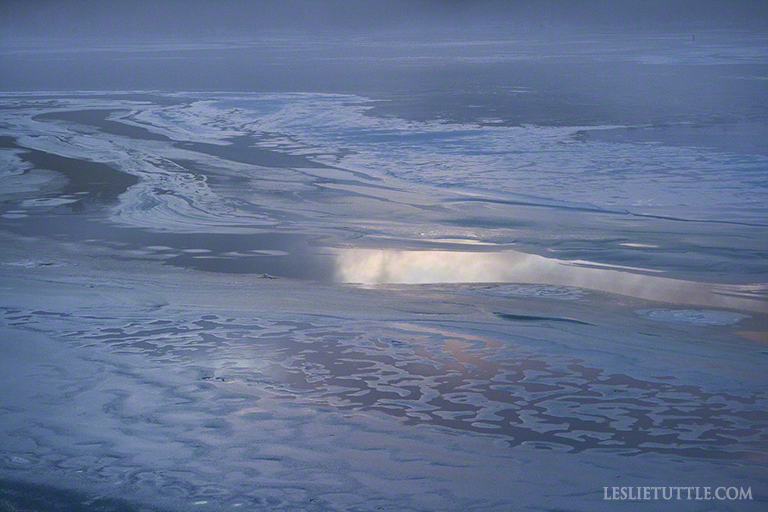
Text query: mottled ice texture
636 309 751 326
1 251 766 512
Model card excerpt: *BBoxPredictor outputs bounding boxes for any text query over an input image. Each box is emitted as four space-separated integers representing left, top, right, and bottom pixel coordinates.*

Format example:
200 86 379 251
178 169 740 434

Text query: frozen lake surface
1 29 768 512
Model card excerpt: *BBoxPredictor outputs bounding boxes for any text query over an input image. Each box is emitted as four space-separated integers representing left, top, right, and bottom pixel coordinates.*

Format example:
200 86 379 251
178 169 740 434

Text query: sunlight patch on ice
620 243 659 248
335 248 767 313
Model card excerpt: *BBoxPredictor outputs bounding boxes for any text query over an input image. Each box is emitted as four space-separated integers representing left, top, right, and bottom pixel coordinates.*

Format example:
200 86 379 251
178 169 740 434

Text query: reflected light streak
335 248 767 313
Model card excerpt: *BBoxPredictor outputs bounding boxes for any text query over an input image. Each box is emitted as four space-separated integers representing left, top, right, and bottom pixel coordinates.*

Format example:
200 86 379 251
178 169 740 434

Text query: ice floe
636 309 751 326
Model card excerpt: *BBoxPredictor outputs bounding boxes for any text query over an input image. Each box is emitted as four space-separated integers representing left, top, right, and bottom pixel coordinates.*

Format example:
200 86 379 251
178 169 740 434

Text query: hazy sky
1 0 767 104
2 0 767 41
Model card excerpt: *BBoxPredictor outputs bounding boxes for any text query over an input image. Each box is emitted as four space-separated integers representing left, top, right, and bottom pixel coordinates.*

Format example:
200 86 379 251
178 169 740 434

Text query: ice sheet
1 90 766 511
1 250 767 511
3 92 767 282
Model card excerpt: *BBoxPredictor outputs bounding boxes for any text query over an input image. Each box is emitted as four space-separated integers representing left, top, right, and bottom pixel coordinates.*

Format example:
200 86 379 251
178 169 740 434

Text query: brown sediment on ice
736 331 768 344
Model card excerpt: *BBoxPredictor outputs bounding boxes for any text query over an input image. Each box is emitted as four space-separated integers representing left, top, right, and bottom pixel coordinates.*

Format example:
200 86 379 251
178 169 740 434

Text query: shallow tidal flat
1 93 767 511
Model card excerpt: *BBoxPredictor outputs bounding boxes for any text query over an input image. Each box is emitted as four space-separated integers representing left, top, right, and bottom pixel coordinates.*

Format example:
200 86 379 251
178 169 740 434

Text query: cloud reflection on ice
335 248 767 313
